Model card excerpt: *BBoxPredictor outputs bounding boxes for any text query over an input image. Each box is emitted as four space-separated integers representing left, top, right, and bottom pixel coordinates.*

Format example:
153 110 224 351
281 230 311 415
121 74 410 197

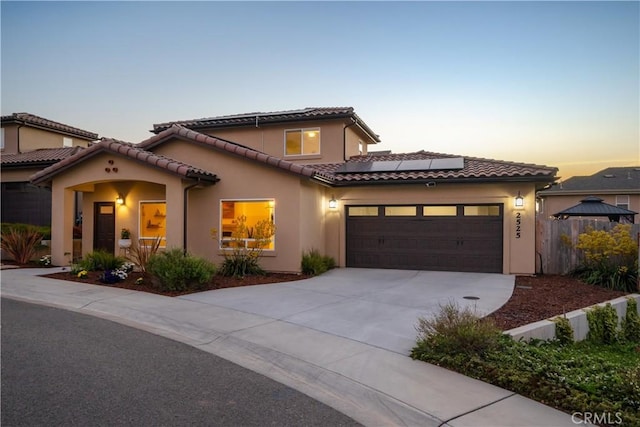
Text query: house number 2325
515 212 522 239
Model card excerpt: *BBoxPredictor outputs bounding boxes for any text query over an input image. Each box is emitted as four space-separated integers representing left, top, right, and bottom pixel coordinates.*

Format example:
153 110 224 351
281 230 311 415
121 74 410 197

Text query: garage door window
384 206 416 216
464 205 501 216
348 206 379 216
423 206 457 216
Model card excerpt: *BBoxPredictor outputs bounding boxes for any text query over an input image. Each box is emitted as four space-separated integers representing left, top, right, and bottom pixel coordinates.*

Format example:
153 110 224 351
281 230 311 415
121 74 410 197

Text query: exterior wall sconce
328 195 337 209
116 194 125 205
514 191 524 209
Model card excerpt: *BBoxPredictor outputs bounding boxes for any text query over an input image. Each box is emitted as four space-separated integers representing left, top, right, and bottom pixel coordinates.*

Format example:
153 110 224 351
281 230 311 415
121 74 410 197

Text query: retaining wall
507 294 640 342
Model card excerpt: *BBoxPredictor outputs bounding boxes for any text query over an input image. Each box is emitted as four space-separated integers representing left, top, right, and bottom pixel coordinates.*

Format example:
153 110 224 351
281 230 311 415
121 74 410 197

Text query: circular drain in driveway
463 296 480 300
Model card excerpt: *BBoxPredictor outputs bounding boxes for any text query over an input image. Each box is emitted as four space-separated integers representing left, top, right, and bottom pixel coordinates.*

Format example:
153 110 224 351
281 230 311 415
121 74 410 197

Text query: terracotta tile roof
1 113 99 140
152 107 380 142
1 147 84 167
31 138 219 185
138 125 335 183
539 166 640 195
308 151 558 185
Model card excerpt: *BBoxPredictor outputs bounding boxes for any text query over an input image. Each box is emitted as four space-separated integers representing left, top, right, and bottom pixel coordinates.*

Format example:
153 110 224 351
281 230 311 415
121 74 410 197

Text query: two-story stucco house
1 113 99 225
31 107 557 274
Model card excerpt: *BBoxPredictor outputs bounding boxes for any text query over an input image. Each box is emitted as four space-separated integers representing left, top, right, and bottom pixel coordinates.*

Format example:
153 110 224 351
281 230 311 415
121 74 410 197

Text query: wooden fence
536 219 640 275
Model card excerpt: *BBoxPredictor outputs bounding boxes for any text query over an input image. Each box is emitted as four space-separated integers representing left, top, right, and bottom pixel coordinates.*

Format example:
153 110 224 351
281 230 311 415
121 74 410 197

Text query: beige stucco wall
324 181 539 275
1 123 92 154
1 124 19 153
199 118 374 164
48 152 187 266
540 194 640 223
18 126 92 152
153 139 327 272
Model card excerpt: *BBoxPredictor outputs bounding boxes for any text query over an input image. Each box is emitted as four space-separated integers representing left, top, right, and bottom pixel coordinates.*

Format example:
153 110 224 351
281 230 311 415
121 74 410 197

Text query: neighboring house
537 166 640 224
1 113 99 225
32 107 557 274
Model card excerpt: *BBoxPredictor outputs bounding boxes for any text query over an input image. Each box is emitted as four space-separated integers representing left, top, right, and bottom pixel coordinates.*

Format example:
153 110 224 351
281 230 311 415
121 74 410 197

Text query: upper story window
63 137 73 147
285 128 320 156
616 195 630 210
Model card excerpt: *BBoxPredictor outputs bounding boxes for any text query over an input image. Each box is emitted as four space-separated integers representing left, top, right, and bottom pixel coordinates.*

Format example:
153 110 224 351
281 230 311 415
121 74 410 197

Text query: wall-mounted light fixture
514 191 524 208
328 195 337 209
116 194 125 206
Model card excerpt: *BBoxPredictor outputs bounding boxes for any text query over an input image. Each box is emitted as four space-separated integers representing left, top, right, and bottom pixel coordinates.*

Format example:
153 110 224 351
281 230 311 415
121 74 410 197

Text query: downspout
343 118 357 161
183 181 202 255
17 121 25 153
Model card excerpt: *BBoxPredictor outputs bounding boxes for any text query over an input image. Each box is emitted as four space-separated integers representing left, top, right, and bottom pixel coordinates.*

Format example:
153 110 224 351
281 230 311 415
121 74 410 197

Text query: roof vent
603 174 615 178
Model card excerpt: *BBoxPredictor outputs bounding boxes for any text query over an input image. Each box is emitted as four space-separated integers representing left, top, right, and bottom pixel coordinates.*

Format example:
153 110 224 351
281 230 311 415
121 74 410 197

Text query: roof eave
327 174 558 187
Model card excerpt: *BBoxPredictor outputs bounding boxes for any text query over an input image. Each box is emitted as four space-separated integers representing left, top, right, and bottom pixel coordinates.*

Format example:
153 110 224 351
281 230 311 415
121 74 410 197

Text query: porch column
51 186 75 266
164 180 185 250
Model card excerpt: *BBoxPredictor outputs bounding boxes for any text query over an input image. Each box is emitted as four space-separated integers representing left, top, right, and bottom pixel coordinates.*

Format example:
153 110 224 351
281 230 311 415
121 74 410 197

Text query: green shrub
553 316 574 345
0 226 43 264
147 248 216 292
301 249 336 276
79 250 126 271
219 253 265 277
622 298 640 343
586 303 619 345
412 301 503 357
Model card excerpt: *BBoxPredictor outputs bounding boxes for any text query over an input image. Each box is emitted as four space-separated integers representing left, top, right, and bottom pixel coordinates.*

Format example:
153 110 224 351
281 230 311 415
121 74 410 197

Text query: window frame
616 195 630 210
284 128 321 157
138 200 167 247
63 137 73 147
219 198 276 251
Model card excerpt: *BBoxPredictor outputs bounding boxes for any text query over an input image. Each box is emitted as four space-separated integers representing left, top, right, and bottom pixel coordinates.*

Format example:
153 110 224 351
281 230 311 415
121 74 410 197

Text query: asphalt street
1 298 360 427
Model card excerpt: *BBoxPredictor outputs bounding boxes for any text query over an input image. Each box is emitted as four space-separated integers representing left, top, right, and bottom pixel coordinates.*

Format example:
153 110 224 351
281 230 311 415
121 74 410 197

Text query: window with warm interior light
139 201 167 246
285 128 320 156
220 199 275 250
384 206 417 216
464 205 501 216
348 206 379 216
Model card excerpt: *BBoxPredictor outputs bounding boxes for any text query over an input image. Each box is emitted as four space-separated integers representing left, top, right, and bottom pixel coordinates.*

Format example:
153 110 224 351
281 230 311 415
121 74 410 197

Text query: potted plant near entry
119 228 132 248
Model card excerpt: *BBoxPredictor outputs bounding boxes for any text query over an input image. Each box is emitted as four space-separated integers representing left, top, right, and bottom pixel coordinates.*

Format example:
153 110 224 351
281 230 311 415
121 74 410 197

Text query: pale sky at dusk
2 1 638 180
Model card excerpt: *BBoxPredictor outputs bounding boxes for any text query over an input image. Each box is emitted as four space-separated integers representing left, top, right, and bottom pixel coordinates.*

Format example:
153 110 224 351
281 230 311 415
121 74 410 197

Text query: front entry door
94 202 115 254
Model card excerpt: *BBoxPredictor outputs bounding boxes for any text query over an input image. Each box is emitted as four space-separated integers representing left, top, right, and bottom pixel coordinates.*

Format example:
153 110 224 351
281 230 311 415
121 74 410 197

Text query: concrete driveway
180 268 515 354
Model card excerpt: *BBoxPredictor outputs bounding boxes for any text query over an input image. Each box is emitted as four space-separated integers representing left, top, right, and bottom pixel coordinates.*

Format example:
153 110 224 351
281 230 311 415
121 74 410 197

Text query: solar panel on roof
429 157 464 170
368 161 402 172
395 159 433 171
335 157 465 174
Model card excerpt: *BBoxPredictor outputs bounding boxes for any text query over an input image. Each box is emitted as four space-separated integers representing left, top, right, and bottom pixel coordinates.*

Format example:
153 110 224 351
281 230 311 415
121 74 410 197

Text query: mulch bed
41 270 310 297
487 275 631 330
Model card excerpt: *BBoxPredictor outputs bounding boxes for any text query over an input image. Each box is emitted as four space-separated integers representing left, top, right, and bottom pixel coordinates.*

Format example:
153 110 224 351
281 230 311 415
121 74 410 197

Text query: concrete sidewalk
1 268 578 426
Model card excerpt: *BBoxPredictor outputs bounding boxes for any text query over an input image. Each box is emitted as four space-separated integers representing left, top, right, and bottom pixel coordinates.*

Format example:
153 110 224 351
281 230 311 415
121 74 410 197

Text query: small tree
214 215 276 277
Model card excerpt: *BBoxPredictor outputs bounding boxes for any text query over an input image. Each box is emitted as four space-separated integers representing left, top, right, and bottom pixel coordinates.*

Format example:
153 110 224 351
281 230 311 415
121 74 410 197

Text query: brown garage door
346 204 503 273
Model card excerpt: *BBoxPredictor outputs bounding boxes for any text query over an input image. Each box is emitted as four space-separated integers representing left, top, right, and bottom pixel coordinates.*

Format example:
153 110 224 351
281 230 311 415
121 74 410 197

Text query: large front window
220 199 275 250
139 201 167 246
285 128 320 156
